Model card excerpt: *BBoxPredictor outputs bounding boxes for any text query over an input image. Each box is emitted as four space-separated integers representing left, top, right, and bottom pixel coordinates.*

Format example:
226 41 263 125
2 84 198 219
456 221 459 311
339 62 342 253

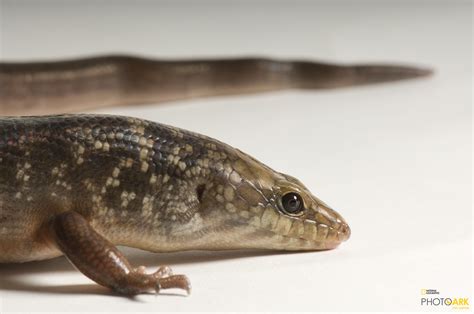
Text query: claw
153 265 173 278
135 265 147 274
157 274 191 296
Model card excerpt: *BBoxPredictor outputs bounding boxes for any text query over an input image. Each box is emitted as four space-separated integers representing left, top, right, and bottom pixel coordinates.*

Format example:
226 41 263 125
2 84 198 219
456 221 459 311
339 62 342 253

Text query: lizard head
200 148 351 251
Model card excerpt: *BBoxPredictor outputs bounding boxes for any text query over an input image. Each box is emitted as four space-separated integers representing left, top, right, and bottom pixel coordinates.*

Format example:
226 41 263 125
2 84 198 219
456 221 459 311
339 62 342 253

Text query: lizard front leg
47 211 191 295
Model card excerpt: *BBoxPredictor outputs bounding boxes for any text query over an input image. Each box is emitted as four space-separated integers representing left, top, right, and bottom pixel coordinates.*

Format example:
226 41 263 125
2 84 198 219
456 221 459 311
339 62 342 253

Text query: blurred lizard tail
0 56 433 116
292 61 433 88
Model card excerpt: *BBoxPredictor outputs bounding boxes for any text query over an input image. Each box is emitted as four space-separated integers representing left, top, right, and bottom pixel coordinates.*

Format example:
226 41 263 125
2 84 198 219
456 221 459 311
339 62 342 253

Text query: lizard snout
337 221 351 242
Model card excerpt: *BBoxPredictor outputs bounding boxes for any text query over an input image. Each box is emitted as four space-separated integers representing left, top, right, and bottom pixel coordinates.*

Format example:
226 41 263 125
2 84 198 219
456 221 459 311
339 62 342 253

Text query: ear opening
196 184 206 202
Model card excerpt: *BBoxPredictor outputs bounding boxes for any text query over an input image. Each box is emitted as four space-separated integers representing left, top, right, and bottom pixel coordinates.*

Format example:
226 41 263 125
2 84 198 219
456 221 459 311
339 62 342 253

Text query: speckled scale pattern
0 114 230 260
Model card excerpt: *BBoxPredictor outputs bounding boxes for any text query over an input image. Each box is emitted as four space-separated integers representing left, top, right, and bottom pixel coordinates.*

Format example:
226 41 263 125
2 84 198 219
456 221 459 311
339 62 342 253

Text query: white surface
0 0 472 312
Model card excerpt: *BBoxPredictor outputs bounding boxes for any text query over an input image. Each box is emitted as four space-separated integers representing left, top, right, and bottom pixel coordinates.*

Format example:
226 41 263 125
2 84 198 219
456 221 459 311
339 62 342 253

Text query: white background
0 0 472 312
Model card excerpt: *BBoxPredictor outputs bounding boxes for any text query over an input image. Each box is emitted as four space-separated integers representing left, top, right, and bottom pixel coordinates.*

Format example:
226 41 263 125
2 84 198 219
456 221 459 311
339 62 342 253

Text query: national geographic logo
421 289 470 310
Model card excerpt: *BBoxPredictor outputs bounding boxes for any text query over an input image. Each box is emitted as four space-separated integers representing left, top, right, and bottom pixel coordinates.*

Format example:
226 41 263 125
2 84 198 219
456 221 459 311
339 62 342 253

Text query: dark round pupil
282 193 303 213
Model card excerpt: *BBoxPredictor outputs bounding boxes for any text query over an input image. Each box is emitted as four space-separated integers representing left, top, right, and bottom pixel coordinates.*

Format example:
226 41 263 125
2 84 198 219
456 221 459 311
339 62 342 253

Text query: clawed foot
134 265 191 295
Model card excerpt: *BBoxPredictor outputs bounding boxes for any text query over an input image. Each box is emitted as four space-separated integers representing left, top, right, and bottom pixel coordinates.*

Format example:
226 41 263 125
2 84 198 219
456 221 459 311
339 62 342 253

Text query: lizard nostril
338 223 351 241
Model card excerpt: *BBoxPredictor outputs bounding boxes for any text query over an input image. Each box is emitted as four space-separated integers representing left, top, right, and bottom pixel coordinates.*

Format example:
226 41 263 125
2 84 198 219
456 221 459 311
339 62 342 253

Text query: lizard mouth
245 214 351 251
290 220 350 250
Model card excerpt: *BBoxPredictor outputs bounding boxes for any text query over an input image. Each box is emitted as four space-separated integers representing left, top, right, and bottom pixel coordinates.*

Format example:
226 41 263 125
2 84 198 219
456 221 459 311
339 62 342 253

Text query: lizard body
0 56 430 294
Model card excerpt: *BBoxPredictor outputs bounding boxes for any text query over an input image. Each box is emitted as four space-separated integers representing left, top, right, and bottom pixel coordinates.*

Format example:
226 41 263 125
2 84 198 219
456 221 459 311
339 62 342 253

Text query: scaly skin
0 114 349 294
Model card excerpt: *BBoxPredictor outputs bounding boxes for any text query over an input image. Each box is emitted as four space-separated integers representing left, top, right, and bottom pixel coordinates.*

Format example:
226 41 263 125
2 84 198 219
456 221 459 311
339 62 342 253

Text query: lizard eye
280 192 304 215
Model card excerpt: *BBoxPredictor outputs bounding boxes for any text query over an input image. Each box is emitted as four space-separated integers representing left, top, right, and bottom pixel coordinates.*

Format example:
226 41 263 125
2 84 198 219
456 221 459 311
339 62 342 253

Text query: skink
0 55 431 294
